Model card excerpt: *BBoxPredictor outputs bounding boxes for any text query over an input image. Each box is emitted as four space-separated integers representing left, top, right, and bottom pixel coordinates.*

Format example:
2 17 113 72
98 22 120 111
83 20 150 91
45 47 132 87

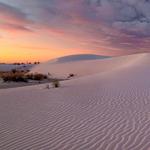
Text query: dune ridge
0 53 150 149
48 54 109 64
31 53 147 78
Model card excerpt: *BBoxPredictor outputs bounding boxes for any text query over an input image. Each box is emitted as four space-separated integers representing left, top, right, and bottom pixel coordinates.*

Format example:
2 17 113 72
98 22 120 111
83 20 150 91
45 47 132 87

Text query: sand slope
31 53 145 78
0 53 150 150
31 54 110 78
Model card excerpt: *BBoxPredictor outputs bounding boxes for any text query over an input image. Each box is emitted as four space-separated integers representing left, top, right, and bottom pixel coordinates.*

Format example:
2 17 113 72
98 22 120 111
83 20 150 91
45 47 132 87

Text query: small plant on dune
46 84 50 89
11 69 17 74
67 73 75 79
52 79 60 88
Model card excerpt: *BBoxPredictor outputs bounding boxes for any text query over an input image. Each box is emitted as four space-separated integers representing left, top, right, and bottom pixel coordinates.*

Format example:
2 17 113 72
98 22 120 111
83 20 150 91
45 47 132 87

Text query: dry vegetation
0 70 48 82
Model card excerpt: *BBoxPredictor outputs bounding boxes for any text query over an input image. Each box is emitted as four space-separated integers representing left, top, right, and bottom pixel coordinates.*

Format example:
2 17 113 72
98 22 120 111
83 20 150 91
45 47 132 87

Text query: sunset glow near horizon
1 0 150 63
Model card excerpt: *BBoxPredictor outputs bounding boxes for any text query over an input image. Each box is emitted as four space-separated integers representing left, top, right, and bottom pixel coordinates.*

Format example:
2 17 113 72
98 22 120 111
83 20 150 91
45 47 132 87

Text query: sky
0 0 150 63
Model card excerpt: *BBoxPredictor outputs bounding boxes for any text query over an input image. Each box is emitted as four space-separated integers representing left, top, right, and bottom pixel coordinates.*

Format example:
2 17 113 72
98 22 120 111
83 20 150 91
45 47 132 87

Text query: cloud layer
0 2 32 32
1 0 150 55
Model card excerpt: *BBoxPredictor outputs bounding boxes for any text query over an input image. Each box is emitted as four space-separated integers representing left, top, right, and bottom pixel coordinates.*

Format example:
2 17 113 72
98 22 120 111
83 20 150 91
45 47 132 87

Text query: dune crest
49 54 110 64
32 53 148 78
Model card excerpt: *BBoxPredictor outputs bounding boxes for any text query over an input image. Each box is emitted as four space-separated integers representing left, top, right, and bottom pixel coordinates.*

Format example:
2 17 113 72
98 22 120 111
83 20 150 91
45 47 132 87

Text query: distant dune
49 54 110 63
31 53 144 78
0 64 34 72
0 64 19 72
31 54 110 77
0 53 150 149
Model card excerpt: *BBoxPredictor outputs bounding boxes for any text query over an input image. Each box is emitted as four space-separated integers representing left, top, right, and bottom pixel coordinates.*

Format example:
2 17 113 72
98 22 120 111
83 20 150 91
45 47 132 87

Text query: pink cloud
1 0 150 55
0 2 32 33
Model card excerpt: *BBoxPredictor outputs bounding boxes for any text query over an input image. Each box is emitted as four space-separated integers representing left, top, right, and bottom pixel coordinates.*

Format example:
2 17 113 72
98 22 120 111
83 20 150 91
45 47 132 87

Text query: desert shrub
26 74 34 80
52 79 60 88
46 84 50 89
1 71 48 82
2 73 27 82
26 73 47 81
67 73 75 79
11 69 17 74
33 74 47 80
34 62 40 64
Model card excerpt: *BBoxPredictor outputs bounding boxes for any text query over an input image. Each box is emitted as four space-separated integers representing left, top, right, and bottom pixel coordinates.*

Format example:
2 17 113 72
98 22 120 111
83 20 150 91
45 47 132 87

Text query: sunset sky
0 0 150 63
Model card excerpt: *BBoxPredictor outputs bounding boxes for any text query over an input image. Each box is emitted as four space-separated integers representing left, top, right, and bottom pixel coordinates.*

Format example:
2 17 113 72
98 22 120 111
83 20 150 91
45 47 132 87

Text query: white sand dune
0 53 150 150
0 64 34 72
31 53 145 78
49 54 109 63
31 54 110 78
